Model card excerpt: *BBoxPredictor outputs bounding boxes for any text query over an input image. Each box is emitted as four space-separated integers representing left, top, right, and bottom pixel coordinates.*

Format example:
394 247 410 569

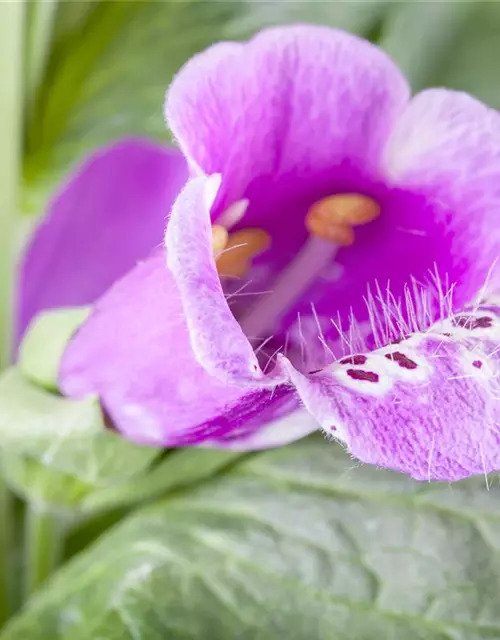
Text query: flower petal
165 175 264 383
383 89 500 304
285 299 500 481
59 250 298 448
166 25 410 208
16 139 188 344
202 405 319 450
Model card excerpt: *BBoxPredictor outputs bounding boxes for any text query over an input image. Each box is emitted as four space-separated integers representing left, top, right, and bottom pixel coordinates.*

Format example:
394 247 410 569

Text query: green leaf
23 0 389 216
82 447 246 514
50 0 100 48
25 0 59 118
18 307 90 391
67 449 247 556
4 437 500 639
0 369 159 508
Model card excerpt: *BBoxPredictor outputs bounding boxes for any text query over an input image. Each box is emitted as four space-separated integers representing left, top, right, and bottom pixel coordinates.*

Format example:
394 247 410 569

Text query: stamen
239 236 338 337
211 199 270 278
215 228 271 279
239 194 380 341
306 194 380 245
212 225 229 255
216 199 249 229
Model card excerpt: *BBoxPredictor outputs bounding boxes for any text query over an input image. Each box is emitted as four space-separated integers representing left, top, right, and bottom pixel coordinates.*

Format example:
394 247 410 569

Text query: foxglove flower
19 25 500 481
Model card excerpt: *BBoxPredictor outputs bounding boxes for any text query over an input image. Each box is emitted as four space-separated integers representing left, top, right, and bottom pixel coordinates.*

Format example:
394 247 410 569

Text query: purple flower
18 25 500 481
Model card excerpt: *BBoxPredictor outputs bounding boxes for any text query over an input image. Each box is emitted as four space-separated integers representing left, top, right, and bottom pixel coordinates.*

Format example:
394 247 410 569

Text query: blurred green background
14 1 500 217
1 1 500 639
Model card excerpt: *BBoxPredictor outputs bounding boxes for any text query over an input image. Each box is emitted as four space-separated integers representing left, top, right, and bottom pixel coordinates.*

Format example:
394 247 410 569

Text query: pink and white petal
16 139 188 345
166 25 410 207
166 175 284 384
285 300 500 482
60 251 295 448
383 89 500 305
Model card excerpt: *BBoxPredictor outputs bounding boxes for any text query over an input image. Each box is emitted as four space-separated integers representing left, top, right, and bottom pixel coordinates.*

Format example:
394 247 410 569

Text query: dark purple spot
476 316 493 328
340 354 367 366
473 360 483 369
347 369 379 383
442 332 452 337
391 334 410 344
385 351 418 370
453 315 493 330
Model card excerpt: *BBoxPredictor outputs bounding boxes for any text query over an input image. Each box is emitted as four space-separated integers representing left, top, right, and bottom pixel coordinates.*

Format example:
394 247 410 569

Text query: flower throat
212 194 381 367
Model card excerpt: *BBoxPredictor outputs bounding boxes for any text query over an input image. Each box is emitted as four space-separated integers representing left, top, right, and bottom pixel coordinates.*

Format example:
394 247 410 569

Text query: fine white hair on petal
319 261 500 371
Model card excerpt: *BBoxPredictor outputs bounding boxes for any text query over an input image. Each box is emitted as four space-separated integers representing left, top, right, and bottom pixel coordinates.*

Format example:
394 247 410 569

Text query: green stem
24 504 63 598
0 1 26 626
0 0 25 363
0 475 11 626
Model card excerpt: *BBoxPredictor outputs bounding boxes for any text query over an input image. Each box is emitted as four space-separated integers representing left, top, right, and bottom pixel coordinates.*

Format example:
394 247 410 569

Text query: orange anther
305 217 355 246
215 228 271 278
308 194 380 226
306 194 380 246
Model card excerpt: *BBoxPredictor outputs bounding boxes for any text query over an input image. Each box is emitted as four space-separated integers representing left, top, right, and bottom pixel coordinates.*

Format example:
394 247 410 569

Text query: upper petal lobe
383 89 500 305
166 24 410 208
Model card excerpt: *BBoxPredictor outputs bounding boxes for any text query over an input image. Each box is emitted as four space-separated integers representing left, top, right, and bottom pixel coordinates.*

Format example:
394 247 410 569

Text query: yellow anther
211 225 229 255
306 194 380 245
215 228 271 278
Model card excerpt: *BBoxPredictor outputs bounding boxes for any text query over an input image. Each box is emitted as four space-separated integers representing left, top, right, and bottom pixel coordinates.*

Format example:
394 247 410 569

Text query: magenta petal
166 25 409 205
16 139 188 343
383 89 500 304
59 251 300 448
285 300 500 482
